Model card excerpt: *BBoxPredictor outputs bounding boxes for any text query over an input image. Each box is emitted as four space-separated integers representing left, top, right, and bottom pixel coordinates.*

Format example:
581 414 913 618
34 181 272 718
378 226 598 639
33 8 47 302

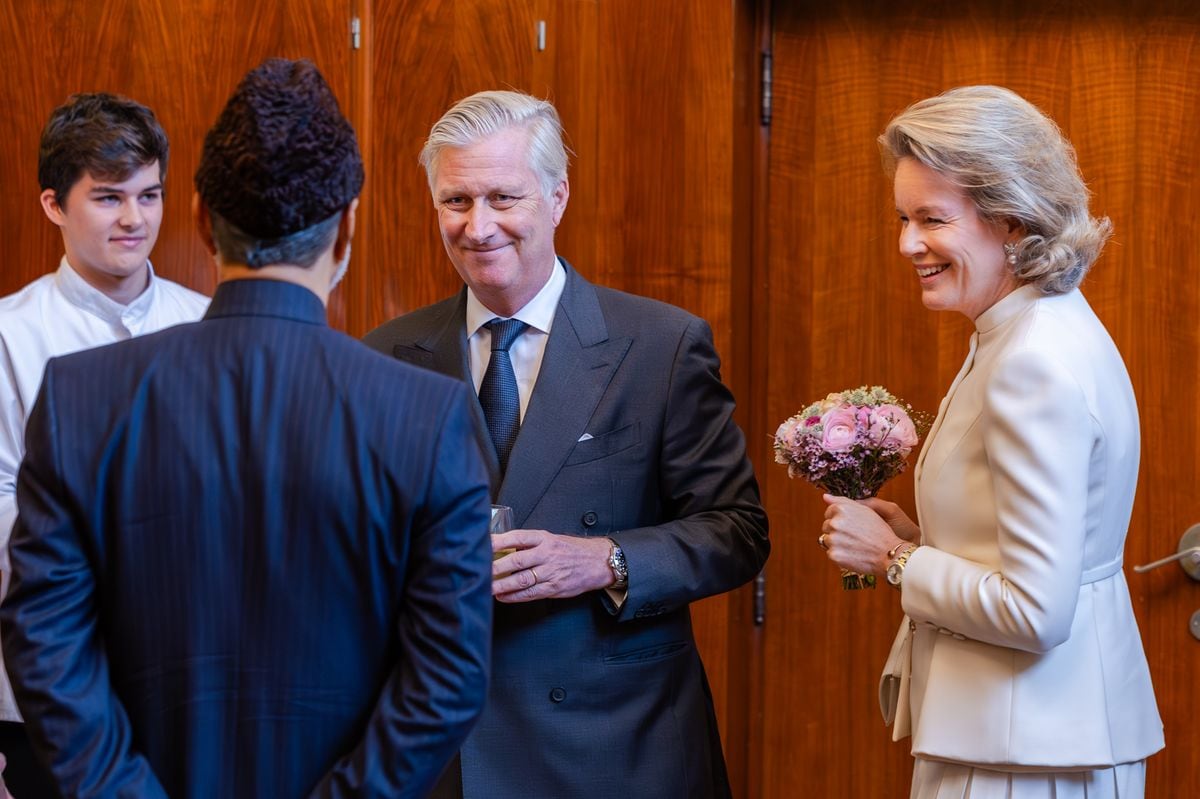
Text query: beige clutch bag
878 615 912 741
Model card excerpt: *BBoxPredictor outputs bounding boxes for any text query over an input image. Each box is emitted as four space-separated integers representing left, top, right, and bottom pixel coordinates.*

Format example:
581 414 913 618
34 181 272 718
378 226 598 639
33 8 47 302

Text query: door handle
1133 523 1200 580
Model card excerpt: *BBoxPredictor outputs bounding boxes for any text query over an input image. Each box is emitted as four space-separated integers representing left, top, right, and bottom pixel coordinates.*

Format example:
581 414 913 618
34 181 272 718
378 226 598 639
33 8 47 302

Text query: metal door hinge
753 570 766 625
351 17 361 50
760 51 772 127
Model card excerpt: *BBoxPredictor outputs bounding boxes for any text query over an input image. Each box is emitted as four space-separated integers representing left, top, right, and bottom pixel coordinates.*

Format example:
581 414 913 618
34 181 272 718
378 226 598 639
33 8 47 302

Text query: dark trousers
0 721 59 798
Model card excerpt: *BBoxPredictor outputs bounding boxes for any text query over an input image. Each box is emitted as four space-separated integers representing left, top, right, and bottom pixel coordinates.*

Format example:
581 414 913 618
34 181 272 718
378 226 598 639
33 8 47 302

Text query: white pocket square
577 433 594 442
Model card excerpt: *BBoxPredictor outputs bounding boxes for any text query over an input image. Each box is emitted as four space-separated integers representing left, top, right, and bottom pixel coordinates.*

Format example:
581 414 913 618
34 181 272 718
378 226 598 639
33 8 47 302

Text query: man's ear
550 179 569 227
192 192 218 256
40 189 66 227
333 198 359 262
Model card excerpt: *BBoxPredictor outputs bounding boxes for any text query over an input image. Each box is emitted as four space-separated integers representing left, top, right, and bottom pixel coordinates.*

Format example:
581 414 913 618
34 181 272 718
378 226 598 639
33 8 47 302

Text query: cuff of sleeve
604 584 628 610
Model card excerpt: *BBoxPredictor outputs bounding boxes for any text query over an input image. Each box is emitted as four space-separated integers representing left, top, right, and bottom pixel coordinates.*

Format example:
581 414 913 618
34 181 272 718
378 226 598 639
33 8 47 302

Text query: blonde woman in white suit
819 86 1164 798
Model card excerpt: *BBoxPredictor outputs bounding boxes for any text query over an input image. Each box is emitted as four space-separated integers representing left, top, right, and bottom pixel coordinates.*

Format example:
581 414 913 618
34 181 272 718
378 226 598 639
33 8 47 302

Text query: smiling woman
820 85 1164 799
893 158 1018 320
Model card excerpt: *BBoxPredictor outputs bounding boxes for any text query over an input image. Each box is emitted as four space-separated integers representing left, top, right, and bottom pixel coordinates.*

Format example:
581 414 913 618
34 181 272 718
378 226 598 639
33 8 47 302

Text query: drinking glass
491 505 516 575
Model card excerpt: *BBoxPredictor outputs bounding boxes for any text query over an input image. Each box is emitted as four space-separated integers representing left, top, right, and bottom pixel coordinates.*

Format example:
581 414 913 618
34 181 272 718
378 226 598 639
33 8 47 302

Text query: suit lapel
498 265 631 524
390 291 501 483
914 331 979 529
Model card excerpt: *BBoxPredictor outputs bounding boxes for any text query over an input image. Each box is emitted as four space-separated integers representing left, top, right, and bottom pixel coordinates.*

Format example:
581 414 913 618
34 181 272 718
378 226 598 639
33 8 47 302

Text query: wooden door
757 1 1200 795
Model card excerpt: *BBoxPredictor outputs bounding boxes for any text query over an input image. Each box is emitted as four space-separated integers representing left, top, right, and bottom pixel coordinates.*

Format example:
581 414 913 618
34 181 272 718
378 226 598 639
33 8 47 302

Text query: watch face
886 563 903 586
609 546 627 579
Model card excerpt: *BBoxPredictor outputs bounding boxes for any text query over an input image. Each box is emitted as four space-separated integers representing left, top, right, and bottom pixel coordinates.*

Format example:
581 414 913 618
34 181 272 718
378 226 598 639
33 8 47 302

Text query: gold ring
530 568 539 585
818 534 829 550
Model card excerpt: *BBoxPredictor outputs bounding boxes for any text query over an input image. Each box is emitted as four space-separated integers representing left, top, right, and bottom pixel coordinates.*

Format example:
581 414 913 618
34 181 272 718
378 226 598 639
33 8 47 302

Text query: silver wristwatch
608 540 628 589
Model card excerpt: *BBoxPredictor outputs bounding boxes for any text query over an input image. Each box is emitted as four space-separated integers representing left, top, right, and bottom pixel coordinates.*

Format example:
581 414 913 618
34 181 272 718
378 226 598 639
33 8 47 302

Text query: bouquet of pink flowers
774 386 932 589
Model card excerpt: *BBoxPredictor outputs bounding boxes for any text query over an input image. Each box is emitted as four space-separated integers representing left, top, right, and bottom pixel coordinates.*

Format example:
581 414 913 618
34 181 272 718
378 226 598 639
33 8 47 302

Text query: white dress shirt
0 257 209 721
465 258 565 420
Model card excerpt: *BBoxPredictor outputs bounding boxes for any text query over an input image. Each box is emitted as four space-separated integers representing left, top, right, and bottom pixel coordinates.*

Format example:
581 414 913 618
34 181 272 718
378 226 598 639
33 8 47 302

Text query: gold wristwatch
885 544 919 588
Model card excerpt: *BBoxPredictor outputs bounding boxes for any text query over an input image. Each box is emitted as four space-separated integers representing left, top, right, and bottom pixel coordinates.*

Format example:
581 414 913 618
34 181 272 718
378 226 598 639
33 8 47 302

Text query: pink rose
820 407 858 451
775 417 802 445
871 404 918 450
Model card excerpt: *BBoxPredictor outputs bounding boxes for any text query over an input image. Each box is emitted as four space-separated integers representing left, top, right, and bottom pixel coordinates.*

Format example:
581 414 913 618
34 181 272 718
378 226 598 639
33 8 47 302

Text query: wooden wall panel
359 0 542 330
760 1 1200 795
587 1 745 760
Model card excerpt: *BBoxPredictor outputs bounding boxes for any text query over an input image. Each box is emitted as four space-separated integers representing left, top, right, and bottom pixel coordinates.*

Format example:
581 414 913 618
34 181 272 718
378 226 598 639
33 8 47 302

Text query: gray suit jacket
364 260 769 798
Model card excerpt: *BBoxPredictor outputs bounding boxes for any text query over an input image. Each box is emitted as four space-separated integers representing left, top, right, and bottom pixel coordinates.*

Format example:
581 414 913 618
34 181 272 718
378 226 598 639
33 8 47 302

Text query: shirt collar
974 283 1044 334
203 277 328 326
54 256 157 327
465 257 566 336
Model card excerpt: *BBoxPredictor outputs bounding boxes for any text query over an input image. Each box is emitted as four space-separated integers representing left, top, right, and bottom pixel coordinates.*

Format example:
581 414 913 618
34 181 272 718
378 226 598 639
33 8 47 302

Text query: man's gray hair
210 210 341 269
419 90 569 198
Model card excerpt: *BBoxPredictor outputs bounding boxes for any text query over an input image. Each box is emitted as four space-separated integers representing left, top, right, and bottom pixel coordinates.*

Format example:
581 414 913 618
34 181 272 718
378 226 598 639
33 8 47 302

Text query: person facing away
820 85 1163 798
364 90 771 799
0 58 494 798
0 91 208 797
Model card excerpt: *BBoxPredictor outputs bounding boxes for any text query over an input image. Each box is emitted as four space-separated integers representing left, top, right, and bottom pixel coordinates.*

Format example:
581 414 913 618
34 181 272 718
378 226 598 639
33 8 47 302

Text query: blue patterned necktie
479 318 529 473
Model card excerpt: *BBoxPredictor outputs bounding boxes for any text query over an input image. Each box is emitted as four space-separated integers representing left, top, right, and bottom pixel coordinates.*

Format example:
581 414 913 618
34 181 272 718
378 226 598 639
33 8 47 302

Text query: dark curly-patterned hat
195 58 363 239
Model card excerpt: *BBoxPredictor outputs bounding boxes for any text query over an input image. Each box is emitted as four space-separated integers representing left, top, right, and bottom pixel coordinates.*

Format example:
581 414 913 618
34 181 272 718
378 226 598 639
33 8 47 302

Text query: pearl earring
1004 243 1017 265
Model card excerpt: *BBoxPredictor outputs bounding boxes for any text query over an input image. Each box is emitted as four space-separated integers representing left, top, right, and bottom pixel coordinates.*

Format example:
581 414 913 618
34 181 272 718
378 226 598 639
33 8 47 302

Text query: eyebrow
896 205 951 216
89 183 163 194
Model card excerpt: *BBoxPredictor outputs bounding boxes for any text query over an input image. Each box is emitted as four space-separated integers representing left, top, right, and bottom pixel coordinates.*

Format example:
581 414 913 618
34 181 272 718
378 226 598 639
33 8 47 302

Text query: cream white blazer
891 284 1164 769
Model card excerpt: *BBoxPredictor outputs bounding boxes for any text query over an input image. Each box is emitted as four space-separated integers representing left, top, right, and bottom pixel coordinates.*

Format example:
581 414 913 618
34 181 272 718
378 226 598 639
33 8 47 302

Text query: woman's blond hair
879 85 1110 294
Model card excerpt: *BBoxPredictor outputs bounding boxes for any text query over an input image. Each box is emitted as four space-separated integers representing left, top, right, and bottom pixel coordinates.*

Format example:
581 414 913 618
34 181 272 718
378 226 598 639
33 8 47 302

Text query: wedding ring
529 568 540 586
818 534 830 550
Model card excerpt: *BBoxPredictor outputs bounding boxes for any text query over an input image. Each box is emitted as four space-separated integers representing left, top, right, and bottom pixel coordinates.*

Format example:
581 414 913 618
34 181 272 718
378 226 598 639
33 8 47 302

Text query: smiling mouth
916 264 949 278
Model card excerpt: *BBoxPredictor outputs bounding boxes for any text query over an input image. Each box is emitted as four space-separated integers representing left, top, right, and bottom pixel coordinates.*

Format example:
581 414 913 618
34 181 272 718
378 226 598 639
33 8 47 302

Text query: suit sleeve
611 317 770 620
0 362 169 798
309 384 493 799
900 347 1092 653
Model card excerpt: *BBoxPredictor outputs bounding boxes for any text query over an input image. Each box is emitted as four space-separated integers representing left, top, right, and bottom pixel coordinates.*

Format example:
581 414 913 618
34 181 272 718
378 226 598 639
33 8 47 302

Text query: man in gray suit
364 90 769 798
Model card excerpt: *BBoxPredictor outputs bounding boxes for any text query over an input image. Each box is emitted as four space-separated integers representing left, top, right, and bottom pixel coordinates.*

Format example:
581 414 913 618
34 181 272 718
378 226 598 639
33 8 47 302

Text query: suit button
549 687 566 703
581 511 598 527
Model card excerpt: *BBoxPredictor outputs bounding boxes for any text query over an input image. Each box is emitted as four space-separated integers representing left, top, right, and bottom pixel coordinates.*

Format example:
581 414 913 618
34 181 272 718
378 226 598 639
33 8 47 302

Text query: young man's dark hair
37 92 169 206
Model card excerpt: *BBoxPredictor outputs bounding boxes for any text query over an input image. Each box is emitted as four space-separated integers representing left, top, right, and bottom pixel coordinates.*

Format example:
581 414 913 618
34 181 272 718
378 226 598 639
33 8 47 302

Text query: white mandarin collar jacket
891 284 1163 769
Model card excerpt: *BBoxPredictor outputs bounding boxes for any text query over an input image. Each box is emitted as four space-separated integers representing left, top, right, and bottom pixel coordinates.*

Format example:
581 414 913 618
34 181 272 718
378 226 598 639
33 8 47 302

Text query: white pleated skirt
911 758 1147 799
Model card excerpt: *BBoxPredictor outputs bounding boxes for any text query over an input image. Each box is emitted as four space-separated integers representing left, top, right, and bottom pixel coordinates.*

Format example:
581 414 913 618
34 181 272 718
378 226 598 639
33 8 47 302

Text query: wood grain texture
761 1 1200 795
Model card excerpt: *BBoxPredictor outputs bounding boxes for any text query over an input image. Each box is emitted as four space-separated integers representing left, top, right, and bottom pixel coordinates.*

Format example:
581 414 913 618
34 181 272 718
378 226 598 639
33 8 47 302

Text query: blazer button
549 687 567 703
581 511 598 528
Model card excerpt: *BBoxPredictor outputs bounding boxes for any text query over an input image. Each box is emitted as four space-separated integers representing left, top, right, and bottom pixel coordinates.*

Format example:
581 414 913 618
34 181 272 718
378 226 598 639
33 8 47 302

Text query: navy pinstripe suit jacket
1 278 493 798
